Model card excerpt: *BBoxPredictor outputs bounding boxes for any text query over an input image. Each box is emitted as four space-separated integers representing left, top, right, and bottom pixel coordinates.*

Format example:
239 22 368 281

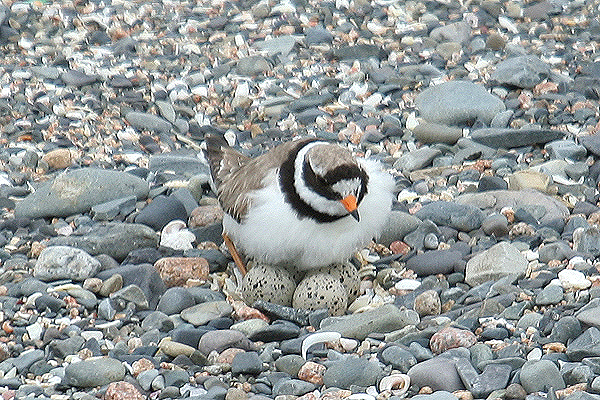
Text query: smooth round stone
230 319 269 338
558 269 591 290
538 241 574 263
565 162 589 181
142 311 174 332
198 330 254 356
412 122 463 145
519 360 565 393
272 378 316 396
275 354 306 376
11 349 44 373
430 327 477 354
63 357 126 387
34 246 101 282
111 284 149 310
516 312 542 330
305 26 334 45
125 111 172 134
157 287 196 315
393 146 442 172
535 284 564 305
99 274 123 297
405 250 465 276
567 327 600 361
379 346 417 373
545 140 587 161
248 320 300 342
415 201 483 232
481 213 509 237
322 357 382 389
480 327 509 340
414 290 441 317
35 294 66 313
180 301 233 326
408 357 465 392
135 195 187 231
231 351 263 376
163 369 189 387
549 316 582 344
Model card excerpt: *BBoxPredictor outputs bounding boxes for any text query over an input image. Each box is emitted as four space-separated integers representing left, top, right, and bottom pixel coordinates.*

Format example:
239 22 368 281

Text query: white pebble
527 347 542 361
394 279 421 291
558 269 591 290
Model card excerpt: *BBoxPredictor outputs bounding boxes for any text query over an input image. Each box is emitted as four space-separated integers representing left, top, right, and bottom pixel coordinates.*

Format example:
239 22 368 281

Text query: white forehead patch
332 178 361 196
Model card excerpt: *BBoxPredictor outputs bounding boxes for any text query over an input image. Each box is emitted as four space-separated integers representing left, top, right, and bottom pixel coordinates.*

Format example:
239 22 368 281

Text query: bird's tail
203 134 249 190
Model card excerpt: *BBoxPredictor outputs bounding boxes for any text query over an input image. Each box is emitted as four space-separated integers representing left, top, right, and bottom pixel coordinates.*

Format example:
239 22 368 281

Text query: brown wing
212 137 317 222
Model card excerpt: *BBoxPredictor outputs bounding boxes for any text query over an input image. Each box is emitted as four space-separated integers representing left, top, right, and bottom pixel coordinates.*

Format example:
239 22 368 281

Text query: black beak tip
350 209 360 221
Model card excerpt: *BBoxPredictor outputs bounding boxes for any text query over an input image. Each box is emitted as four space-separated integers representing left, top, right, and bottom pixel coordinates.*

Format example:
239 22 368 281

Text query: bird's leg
222 233 247 276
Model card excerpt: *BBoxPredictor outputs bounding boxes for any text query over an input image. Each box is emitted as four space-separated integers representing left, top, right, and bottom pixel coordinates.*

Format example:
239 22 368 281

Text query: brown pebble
505 383 527 400
83 278 103 293
298 361 326 385
189 205 224 227
414 290 441 317
486 33 505 51
154 257 210 287
430 326 477 354
42 148 73 170
217 348 246 364
225 387 247 400
103 381 144 400
132 358 155 377
99 274 123 297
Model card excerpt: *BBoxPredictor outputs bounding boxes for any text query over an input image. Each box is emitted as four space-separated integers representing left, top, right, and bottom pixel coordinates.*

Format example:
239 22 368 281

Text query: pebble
322 357 382 389
14 168 149 219
415 81 506 126
63 357 126 387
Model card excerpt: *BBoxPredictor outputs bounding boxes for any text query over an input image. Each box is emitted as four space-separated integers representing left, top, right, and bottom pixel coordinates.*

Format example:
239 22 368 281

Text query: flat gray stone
455 189 569 226
465 242 528 286
519 359 565 393
491 55 550 88
408 357 465 392
414 201 484 232
47 222 159 261
319 304 418 340
180 301 233 326
63 357 126 387
378 211 422 246
415 81 505 126
15 168 148 219
125 111 172 133
323 357 383 389
471 128 565 149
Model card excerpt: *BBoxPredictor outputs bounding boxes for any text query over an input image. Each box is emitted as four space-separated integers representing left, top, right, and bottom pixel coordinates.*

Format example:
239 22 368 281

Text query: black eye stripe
303 160 340 201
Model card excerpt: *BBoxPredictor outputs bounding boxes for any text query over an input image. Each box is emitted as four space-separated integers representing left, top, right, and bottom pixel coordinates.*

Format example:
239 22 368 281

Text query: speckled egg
321 262 360 304
292 272 348 316
241 263 296 307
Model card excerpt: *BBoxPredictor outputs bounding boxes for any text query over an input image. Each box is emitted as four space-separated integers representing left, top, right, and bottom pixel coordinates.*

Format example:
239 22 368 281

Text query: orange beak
340 194 359 221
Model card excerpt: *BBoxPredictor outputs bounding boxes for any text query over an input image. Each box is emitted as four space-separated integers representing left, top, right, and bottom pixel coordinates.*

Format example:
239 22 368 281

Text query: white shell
301 331 341 359
379 373 410 395
347 394 376 400
160 220 196 250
